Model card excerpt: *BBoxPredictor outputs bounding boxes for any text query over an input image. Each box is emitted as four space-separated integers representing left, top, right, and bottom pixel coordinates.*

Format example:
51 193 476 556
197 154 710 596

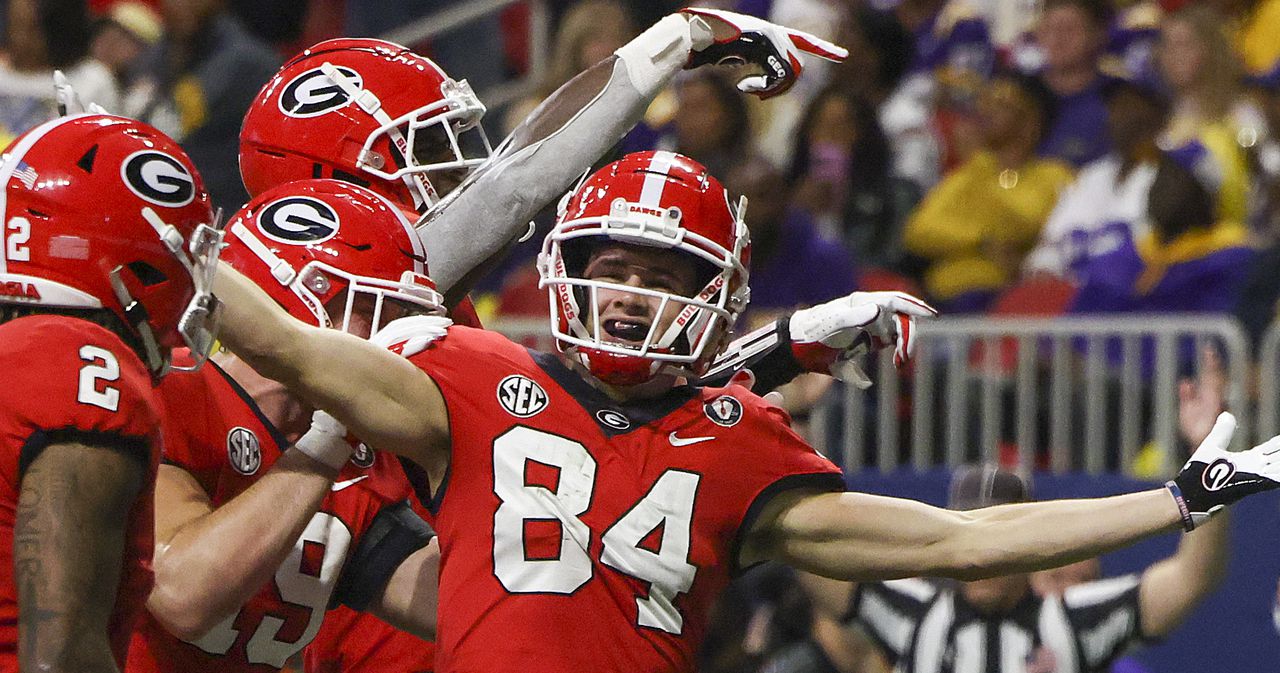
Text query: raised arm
1137 346 1232 638
212 263 448 471
419 10 846 302
16 442 145 673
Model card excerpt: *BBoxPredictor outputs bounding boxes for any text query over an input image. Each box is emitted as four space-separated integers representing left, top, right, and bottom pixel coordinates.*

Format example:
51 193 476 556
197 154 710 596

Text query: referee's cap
948 464 1030 510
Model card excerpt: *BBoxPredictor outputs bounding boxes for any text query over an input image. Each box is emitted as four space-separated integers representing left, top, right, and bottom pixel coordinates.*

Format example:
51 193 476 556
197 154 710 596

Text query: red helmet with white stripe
220 179 444 337
0 114 220 375
538 151 751 386
240 38 491 215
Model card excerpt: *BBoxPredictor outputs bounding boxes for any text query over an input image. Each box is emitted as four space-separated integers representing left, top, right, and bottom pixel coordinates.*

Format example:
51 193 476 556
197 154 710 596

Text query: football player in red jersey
228 18 865 673
0 114 219 672
126 180 447 673
206 149 1280 673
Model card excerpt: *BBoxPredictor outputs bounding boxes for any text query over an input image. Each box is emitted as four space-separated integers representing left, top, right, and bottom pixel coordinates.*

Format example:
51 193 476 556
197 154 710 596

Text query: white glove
788 291 937 389
681 7 848 99
1167 412 1280 530
293 410 352 471
369 315 453 358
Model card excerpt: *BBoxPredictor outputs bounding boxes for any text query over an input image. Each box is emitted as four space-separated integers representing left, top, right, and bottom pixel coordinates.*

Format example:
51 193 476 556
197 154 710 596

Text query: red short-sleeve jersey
127 358 423 673
408 327 844 673
0 315 161 671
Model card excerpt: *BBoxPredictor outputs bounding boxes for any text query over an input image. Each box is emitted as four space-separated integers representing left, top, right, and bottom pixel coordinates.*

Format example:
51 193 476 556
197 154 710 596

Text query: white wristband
293 411 353 471
614 14 711 97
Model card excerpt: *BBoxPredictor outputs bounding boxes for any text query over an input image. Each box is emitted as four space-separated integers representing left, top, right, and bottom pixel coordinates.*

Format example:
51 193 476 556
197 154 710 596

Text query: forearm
17 443 144 673
148 450 336 638
419 15 705 300
212 263 445 461
768 490 1181 582
700 319 804 392
1138 511 1229 637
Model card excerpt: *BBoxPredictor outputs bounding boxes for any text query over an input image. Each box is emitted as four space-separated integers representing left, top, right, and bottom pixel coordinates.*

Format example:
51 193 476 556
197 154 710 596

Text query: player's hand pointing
787 291 937 389
681 7 847 99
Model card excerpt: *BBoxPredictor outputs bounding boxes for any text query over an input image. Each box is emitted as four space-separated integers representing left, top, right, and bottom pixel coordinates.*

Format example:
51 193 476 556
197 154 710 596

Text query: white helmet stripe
638 150 678 208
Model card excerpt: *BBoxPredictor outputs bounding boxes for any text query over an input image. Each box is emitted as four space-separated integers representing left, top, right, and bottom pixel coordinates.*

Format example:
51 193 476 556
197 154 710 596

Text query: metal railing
811 315 1250 474
380 0 550 109
1253 320 1280 442
484 315 1251 476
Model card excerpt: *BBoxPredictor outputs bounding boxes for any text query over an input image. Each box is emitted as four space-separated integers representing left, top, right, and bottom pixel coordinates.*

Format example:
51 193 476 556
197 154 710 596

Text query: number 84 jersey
407 327 844 673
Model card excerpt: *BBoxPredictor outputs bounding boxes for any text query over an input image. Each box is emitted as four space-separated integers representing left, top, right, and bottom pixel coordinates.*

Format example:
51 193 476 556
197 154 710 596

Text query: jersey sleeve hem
331 500 436 612
729 471 845 577
19 426 151 481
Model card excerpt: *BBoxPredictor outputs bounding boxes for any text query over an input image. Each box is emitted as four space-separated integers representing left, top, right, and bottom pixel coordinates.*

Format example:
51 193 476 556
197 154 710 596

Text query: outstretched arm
749 410 1280 581
212 263 449 473
420 10 845 303
16 442 146 673
747 488 1182 582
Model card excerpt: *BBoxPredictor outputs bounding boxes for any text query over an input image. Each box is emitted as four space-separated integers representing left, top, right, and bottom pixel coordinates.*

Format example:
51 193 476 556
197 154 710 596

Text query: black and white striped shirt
848 575 1150 673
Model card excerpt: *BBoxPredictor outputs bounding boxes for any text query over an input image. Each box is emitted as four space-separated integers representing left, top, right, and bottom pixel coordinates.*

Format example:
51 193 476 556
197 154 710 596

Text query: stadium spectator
1214 0 1280 78
1035 0 1116 168
903 72 1073 313
0 0 117 143
541 0 634 95
1023 76 1168 281
1102 0 1163 84
894 0 994 83
1069 152 1254 316
830 7 932 194
124 0 279 215
788 86 895 264
728 156 858 319
88 1 162 85
1157 3 1258 226
623 70 751 179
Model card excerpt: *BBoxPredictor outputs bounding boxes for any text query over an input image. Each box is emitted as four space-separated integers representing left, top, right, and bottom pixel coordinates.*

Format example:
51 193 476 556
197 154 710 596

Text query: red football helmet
538 151 751 386
0 114 221 375
240 38 491 215
221 179 444 337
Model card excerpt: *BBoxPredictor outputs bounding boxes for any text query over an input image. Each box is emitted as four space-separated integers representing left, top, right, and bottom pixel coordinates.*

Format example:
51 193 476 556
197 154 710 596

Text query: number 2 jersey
0 316 162 671
398 326 844 673
126 355 434 673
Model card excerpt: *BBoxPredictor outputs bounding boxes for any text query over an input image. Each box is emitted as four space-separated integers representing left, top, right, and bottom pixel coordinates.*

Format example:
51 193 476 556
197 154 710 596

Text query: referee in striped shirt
792 359 1231 673
856 461 1231 673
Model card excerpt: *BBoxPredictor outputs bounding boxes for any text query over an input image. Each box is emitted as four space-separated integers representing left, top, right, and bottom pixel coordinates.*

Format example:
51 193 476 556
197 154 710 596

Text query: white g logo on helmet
256 196 341 245
121 150 195 207
279 67 363 118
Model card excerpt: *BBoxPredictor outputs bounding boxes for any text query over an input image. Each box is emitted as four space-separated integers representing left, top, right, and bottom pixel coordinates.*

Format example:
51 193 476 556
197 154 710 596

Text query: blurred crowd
7 0 1280 352
474 0 1280 368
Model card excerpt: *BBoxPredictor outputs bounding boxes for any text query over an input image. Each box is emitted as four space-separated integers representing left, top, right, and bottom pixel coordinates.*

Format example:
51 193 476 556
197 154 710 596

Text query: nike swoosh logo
331 475 370 492
669 432 715 447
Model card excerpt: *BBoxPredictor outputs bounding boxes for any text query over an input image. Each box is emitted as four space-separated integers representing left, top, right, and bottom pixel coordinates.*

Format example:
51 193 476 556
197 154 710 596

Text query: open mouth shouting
602 317 653 347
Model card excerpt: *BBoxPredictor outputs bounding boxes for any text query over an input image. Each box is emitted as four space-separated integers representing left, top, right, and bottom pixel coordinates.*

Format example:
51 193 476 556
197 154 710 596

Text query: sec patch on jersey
497 374 548 418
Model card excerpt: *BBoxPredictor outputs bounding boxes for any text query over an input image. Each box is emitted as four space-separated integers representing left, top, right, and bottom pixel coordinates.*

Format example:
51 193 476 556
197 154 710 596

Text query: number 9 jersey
401 326 844 673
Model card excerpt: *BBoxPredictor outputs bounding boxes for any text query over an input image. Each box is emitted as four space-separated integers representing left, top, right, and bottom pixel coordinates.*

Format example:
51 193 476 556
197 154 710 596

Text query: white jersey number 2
492 426 701 634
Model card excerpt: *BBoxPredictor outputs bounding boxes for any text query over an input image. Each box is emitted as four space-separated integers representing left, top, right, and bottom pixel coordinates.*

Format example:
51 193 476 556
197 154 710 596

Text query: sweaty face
580 243 701 350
